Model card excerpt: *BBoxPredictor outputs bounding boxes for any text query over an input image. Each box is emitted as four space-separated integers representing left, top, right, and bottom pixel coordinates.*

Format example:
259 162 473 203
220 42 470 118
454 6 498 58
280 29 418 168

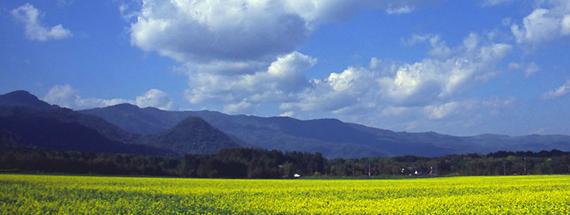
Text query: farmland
1 174 569 214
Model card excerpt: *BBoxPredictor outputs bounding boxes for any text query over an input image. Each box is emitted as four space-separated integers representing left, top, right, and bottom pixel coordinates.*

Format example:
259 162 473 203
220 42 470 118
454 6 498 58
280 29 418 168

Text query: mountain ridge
2 90 570 158
0 106 168 155
0 90 54 109
82 102 570 158
0 91 240 156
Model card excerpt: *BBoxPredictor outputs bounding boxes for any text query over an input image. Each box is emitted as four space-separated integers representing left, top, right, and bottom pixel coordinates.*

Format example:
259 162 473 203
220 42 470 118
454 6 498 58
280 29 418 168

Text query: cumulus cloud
126 0 430 113
511 0 570 45
184 52 316 108
544 80 570 99
277 33 511 126
168 30 511 129
178 31 511 118
43 85 80 108
374 97 514 133
135 89 173 110
320 34 507 105
280 66 375 113
131 0 309 65
386 36 510 103
11 3 72 41
129 0 420 71
44 85 173 110
124 0 514 133
423 98 513 120
44 85 127 109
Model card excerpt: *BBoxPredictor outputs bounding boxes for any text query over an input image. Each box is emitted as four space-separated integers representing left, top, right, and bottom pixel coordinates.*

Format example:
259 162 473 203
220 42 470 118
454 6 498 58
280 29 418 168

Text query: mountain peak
0 90 52 109
4 90 34 97
108 103 140 111
171 117 220 133
156 116 240 154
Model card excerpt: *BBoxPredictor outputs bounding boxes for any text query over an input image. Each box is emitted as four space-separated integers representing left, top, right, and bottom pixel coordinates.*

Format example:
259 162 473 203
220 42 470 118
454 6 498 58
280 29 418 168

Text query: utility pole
502 161 506 176
523 156 527 175
367 159 371 177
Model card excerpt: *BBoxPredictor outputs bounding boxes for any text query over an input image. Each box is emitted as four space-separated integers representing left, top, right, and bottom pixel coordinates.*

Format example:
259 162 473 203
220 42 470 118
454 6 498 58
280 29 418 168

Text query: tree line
327 150 570 177
0 146 568 178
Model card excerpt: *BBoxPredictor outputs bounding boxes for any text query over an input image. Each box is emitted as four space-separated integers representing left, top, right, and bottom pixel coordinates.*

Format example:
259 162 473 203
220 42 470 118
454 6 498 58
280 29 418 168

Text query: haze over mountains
1 90 570 158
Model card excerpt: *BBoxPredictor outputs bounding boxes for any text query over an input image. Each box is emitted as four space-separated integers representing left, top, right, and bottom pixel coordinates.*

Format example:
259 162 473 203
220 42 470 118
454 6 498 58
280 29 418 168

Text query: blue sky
1 0 570 136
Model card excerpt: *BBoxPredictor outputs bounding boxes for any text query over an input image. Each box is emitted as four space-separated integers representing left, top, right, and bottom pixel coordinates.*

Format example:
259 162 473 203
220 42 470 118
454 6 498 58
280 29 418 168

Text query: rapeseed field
1 174 569 214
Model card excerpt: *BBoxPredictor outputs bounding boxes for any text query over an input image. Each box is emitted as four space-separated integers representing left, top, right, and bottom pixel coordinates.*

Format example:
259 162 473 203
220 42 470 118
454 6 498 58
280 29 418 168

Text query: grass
1 174 569 214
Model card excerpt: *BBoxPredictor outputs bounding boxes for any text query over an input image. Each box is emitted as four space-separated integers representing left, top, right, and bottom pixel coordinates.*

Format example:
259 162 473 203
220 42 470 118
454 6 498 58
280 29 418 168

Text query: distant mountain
0 106 165 155
4 90 570 158
0 90 54 109
82 103 181 135
83 103 570 158
83 106 416 157
82 106 368 156
0 91 242 155
147 117 240 154
0 90 136 144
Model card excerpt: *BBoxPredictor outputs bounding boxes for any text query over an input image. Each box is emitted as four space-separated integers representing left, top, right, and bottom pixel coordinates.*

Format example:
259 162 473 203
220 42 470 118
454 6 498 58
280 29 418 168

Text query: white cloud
419 98 514 131
423 98 512 120
129 0 420 73
327 68 360 92
278 63 393 114
135 89 173 110
511 9 562 44
124 0 516 133
544 80 570 99
482 0 512 7
128 0 426 114
508 62 540 77
174 32 512 126
378 34 510 105
403 34 452 58
118 1 141 21
279 111 295 117
184 51 316 108
272 34 511 129
424 101 461 120
11 3 72 41
563 15 570 35
511 0 570 45
385 5 414 15
44 85 173 110
44 85 127 109
131 0 311 65
223 100 253 114
43 85 79 108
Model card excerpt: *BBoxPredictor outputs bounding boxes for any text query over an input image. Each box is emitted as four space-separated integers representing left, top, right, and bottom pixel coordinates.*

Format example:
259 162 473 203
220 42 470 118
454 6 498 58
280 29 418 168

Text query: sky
1 0 570 136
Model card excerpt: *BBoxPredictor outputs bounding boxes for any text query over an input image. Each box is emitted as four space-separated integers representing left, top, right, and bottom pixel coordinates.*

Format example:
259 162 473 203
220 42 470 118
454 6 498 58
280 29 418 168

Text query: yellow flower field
1 174 569 214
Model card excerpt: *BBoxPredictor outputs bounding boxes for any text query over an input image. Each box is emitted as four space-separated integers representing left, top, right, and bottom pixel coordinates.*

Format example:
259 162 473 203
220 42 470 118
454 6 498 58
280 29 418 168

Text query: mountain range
1 90 570 158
